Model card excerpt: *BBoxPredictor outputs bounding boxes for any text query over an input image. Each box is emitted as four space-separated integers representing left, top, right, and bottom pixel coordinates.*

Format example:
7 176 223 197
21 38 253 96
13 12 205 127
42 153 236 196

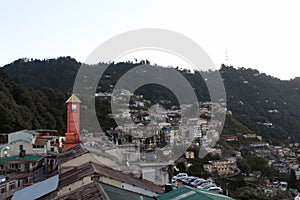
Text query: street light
0 147 9 178
0 147 9 158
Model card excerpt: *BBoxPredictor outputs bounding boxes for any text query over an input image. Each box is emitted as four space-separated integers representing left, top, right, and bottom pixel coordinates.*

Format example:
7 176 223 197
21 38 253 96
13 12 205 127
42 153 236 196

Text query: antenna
225 49 229 66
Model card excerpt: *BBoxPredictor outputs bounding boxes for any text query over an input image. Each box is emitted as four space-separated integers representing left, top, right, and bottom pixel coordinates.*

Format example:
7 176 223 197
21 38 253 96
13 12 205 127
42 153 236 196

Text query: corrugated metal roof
99 182 155 200
59 162 95 188
34 129 58 133
157 186 235 200
92 162 164 194
57 144 89 164
12 175 59 200
59 182 109 200
58 162 164 194
0 155 43 163
60 152 118 168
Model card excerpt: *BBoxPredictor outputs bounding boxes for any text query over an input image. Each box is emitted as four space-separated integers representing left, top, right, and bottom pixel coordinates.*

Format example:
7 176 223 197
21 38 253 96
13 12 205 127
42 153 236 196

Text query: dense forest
0 67 67 133
1 57 300 142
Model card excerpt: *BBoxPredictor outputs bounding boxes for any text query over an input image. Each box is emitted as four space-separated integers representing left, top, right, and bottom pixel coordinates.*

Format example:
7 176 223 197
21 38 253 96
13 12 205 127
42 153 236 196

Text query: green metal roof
0 155 43 163
99 182 156 200
34 129 58 133
157 186 235 200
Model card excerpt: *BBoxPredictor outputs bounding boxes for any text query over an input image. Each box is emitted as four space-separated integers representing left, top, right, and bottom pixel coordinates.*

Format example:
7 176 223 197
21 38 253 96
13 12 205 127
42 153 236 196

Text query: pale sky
1 0 300 80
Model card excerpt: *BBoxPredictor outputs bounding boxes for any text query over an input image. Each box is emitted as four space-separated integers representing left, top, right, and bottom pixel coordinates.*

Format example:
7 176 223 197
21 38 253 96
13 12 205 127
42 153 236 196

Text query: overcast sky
1 0 299 80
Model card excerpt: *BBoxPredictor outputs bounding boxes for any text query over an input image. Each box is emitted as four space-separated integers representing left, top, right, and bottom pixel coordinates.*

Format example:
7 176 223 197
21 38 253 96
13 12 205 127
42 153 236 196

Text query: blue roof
12 175 59 200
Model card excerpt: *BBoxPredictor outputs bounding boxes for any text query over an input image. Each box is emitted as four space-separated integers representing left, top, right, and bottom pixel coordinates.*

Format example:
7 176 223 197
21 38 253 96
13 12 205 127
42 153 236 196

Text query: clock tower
64 94 82 151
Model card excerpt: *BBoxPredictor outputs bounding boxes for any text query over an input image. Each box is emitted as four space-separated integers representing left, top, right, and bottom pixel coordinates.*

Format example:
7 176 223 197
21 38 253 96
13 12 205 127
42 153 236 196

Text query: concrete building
0 155 46 200
0 129 63 157
203 157 238 176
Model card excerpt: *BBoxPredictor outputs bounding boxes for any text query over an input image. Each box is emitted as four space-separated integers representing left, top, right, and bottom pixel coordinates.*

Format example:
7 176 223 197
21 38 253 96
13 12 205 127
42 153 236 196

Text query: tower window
72 104 77 112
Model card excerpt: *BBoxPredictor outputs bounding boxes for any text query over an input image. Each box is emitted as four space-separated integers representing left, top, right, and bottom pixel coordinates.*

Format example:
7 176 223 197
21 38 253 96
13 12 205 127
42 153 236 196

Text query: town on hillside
0 93 299 200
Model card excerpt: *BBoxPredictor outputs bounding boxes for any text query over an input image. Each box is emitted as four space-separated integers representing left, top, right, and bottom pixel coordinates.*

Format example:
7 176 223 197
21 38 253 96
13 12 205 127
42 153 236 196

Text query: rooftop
34 129 59 133
66 94 81 103
99 182 155 200
157 186 235 200
59 162 164 194
12 175 59 200
0 155 43 163
57 144 89 164
59 182 108 200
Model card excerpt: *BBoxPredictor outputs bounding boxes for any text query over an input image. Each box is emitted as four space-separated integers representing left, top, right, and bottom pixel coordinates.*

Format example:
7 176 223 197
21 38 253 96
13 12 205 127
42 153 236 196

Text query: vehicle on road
190 178 207 188
207 186 223 194
198 183 217 190
172 173 188 181
182 176 198 185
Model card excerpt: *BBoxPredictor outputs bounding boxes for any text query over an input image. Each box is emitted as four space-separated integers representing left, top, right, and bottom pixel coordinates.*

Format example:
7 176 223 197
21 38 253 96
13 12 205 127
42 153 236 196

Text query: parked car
207 187 223 194
172 173 188 181
278 181 288 191
186 177 199 186
190 178 207 188
198 183 216 190
182 176 198 185
180 177 188 184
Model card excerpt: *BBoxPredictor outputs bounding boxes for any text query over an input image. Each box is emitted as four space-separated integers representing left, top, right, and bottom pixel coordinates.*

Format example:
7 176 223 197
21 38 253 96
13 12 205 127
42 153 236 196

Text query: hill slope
221 65 300 141
3 57 80 92
0 68 67 133
2 58 300 141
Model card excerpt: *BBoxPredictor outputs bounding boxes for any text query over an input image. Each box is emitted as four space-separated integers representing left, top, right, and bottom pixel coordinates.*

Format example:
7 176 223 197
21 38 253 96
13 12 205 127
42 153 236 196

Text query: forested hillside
0 68 67 133
221 65 300 141
3 57 80 92
2 57 300 142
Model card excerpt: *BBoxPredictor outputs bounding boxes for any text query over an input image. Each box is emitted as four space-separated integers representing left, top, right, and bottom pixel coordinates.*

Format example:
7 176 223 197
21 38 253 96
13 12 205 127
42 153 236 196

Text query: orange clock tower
64 94 82 151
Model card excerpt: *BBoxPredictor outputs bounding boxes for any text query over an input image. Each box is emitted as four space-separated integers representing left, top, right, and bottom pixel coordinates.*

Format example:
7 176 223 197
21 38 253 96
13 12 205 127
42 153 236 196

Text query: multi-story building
0 154 46 200
203 157 238 176
0 129 63 157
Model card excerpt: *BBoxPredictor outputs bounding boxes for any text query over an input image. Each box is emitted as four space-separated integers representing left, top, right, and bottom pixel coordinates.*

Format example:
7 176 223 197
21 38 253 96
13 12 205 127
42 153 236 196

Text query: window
33 144 45 148
72 104 77 112
91 176 100 181
9 163 20 169
25 163 30 171
9 182 15 190
0 186 6 193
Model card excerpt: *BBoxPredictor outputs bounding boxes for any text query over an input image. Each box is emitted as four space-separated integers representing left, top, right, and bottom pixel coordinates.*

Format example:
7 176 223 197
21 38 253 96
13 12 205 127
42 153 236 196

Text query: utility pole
226 182 229 196
4 150 8 178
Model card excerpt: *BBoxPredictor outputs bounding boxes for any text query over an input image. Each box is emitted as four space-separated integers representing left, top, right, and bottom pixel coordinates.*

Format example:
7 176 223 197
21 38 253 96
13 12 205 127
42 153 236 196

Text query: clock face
71 104 77 112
